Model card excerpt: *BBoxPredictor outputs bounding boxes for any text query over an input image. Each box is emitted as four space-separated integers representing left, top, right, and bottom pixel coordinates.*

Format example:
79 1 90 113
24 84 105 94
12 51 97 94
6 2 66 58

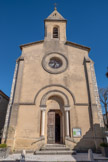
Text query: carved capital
64 106 70 111
40 105 46 111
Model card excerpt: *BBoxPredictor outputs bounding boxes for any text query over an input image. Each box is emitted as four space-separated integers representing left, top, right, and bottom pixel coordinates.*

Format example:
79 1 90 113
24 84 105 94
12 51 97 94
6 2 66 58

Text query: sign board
73 128 81 137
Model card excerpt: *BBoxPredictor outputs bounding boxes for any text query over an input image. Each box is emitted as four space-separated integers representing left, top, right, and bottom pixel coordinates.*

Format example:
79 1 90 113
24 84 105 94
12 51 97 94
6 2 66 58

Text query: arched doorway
46 96 64 144
39 90 71 144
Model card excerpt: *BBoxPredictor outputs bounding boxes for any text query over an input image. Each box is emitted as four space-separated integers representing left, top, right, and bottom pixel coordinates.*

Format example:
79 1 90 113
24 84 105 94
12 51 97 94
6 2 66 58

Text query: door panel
47 111 55 144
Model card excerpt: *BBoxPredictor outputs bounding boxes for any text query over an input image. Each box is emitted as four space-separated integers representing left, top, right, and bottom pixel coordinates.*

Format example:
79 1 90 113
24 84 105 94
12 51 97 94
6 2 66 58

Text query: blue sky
0 0 108 97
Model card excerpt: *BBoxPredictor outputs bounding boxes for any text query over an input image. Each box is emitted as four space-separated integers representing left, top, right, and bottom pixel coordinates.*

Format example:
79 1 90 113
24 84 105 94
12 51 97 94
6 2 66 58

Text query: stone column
41 108 46 137
65 107 70 137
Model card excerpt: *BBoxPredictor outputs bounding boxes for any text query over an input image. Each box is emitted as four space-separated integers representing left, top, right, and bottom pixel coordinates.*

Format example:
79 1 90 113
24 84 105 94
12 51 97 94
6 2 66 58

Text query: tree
106 67 108 78
99 88 108 128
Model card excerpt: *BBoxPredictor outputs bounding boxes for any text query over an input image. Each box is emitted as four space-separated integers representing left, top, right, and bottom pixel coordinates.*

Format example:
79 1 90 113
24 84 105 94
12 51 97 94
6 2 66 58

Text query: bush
100 142 108 147
0 144 7 148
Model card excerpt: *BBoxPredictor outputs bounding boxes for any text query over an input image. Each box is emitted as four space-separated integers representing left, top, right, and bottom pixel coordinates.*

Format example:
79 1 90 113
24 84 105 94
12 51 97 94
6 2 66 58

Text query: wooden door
47 111 55 144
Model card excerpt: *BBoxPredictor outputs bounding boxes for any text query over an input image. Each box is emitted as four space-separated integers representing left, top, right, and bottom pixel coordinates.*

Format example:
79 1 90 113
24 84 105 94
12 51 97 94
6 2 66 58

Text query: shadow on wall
70 124 105 152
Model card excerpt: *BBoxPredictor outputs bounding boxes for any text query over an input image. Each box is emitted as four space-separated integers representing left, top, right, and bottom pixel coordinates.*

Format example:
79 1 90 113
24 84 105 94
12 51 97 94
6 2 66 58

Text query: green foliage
0 143 7 148
100 142 108 147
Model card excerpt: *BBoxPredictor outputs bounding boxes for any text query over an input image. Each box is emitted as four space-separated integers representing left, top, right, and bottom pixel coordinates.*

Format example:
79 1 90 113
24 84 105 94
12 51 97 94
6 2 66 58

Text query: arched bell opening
53 26 59 38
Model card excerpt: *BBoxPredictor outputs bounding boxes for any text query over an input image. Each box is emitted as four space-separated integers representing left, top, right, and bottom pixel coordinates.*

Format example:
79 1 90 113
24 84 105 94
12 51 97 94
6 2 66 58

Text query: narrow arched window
53 27 58 38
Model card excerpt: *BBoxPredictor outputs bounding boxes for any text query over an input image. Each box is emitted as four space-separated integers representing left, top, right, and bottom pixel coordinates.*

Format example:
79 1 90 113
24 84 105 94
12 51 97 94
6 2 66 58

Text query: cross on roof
54 3 57 10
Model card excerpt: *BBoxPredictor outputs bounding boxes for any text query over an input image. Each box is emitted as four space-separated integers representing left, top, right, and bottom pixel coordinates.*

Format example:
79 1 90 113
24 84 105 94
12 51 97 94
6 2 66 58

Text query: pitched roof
0 90 9 100
20 40 44 50
66 41 91 52
45 9 66 21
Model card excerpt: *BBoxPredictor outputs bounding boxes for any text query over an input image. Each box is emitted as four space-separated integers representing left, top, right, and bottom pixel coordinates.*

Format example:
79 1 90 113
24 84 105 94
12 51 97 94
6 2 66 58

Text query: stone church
2 9 104 152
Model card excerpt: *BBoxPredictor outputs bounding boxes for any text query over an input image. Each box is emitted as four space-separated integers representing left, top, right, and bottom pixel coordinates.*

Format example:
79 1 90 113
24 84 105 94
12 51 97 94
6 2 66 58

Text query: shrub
0 144 7 148
100 142 108 147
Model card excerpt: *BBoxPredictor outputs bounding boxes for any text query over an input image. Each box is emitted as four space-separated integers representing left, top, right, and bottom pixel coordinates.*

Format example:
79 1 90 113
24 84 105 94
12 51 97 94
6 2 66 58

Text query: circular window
42 53 68 74
49 57 62 69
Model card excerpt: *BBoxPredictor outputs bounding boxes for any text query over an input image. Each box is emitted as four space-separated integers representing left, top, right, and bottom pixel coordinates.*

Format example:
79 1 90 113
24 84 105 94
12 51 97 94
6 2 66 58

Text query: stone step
41 146 70 151
34 150 76 155
44 144 66 147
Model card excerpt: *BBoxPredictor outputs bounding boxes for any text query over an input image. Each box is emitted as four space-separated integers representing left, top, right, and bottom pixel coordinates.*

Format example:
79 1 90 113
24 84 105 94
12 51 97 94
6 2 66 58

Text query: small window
53 27 58 38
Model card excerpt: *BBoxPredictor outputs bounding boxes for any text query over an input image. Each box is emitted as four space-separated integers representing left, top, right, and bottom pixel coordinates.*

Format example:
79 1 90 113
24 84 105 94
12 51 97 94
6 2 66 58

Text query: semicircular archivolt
34 84 76 105
40 90 69 106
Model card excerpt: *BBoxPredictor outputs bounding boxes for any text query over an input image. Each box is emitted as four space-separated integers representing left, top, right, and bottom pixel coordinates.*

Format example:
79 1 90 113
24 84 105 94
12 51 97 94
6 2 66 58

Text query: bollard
88 149 94 162
20 150 26 162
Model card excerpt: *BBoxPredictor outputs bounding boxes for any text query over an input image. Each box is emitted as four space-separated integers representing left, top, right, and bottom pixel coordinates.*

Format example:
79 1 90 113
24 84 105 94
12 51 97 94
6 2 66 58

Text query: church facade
2 9 104 152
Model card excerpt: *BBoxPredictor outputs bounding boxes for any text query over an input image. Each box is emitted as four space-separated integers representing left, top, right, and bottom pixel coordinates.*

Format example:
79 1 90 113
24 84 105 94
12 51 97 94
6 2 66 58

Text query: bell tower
44 8 67 42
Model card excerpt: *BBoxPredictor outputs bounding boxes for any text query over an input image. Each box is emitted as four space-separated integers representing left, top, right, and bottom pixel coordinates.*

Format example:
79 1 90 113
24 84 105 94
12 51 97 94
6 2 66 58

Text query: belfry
2 8 104 152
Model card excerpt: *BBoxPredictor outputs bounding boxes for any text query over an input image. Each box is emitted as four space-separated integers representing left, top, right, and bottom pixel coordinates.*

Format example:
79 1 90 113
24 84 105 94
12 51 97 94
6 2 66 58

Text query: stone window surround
42 52 68 74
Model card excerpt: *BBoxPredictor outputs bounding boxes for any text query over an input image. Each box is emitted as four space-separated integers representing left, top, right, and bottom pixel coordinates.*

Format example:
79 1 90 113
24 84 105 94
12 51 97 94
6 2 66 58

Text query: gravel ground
0 153 108 161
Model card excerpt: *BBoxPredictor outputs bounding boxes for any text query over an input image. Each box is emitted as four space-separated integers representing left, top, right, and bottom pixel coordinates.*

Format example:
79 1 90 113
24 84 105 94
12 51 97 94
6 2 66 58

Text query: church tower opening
53 26 59 38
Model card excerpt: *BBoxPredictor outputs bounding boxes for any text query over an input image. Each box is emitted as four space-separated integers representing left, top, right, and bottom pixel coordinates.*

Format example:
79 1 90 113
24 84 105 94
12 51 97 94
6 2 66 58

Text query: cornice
20 40 44 50
66 41 91 52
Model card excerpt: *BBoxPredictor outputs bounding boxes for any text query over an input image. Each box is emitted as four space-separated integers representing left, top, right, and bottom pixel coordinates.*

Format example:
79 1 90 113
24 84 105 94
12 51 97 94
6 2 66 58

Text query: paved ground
0 153 108 162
